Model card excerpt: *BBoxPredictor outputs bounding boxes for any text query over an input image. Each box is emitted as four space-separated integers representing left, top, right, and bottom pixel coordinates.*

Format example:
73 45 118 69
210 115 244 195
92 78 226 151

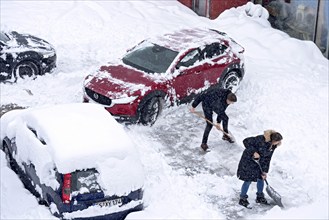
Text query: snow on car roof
152 28 234 52
0 103 143 181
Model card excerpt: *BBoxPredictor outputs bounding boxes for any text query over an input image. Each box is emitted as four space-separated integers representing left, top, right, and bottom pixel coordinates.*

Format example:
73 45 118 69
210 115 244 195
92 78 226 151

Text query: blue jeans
240 179 264 198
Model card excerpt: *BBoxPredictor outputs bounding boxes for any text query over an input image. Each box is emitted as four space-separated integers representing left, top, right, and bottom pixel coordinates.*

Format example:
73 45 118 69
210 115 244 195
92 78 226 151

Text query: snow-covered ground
1 1 328 219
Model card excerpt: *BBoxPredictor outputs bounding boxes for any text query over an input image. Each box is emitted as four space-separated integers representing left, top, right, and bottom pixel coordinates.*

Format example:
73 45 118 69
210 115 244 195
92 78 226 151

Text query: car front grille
85 87 112 106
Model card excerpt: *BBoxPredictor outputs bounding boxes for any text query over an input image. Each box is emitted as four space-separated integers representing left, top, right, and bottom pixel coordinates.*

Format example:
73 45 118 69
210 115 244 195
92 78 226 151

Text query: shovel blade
266 185 284 208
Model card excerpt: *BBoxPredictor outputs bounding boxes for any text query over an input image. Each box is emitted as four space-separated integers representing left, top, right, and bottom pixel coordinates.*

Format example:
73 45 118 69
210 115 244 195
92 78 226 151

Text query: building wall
209 0 249 19
178 0 249 19
262 0 328 58
178 0 193 8
179 0 328 58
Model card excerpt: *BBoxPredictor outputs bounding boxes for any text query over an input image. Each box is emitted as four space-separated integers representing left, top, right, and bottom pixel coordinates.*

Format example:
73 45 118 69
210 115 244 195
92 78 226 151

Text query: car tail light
62 173 71 204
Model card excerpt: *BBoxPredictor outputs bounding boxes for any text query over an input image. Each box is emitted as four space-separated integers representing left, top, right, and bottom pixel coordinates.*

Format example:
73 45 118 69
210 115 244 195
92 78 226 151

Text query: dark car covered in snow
0 103 144 219
83 28 245 125
0 30 57 82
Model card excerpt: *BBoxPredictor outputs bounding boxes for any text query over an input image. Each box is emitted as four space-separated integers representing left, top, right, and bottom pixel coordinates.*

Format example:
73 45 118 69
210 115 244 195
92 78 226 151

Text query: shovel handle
253 160 284 208
191 111 230 136
253 159 269 185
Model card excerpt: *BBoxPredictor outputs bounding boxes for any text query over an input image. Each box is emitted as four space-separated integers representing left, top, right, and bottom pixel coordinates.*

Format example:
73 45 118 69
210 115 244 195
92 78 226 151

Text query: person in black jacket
190 87 237 151
237 130 283 207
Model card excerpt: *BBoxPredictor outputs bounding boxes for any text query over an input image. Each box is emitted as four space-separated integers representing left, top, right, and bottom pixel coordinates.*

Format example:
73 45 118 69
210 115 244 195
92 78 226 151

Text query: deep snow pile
1 1 328 219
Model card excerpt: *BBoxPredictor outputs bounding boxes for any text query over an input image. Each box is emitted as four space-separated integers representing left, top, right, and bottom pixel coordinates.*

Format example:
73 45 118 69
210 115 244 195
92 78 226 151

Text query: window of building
315 0 328 58
257 0 328 58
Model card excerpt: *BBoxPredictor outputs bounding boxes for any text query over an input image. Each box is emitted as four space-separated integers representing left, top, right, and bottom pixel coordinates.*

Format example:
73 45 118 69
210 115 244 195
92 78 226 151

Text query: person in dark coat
237 130 283 207
190 87 237 151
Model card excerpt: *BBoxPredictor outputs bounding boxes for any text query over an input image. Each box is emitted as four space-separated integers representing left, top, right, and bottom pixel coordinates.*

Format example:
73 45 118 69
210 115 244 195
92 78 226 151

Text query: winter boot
200 143 208 151
256 192 268 205
239 196 250 208
222 134 234 143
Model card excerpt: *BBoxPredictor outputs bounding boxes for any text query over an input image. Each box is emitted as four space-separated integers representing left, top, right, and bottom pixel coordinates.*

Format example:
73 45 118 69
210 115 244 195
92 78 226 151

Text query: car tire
14 60 40 80
140 97 163 126
220 70 241 93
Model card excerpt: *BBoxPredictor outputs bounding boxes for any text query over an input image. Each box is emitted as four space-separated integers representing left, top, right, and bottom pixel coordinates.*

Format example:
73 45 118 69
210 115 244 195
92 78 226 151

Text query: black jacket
237 132 277 182
192 88 231 132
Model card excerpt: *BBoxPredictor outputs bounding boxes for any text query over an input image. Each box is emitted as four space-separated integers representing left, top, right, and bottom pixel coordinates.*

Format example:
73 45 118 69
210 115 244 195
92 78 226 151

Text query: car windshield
122 41 178 73
0 32 10 43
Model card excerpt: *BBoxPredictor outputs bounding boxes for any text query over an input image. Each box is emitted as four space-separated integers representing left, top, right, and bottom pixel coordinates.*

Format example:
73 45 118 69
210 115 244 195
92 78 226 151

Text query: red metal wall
178 0 250 19
178 0 193 8
209 0 250 19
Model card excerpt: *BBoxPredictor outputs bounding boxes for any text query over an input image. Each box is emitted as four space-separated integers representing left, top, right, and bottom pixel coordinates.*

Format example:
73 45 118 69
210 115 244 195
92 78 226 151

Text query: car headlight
39 49 55 58
112 96 138 105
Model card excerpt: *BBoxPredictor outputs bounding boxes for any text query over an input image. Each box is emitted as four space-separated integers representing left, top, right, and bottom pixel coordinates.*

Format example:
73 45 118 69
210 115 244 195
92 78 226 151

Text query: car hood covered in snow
1 31 55 54
84 64 158 99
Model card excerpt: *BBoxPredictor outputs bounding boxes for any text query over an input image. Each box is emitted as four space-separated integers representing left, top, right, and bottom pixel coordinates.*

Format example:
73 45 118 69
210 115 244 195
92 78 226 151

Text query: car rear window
71 169 102 195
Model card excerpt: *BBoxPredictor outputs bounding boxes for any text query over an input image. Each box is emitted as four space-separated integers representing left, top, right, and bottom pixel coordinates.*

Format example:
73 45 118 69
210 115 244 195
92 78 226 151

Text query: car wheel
220 70 241 93
14 60 40 80
140 97 163 126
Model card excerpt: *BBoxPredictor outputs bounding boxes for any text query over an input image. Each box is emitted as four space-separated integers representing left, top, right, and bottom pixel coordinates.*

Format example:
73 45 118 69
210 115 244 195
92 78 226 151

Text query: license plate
95 198 122 207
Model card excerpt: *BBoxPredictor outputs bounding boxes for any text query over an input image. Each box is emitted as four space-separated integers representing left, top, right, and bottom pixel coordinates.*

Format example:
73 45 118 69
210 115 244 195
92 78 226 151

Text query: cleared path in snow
127 102 279 219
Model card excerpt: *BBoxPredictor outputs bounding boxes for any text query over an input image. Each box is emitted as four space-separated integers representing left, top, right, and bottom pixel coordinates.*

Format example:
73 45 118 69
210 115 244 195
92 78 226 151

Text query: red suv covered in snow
83 28 245 125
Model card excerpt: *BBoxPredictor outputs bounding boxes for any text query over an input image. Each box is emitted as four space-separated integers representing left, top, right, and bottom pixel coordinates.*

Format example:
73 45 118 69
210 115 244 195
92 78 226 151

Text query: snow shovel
191 111 235 142
254 159 284 208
